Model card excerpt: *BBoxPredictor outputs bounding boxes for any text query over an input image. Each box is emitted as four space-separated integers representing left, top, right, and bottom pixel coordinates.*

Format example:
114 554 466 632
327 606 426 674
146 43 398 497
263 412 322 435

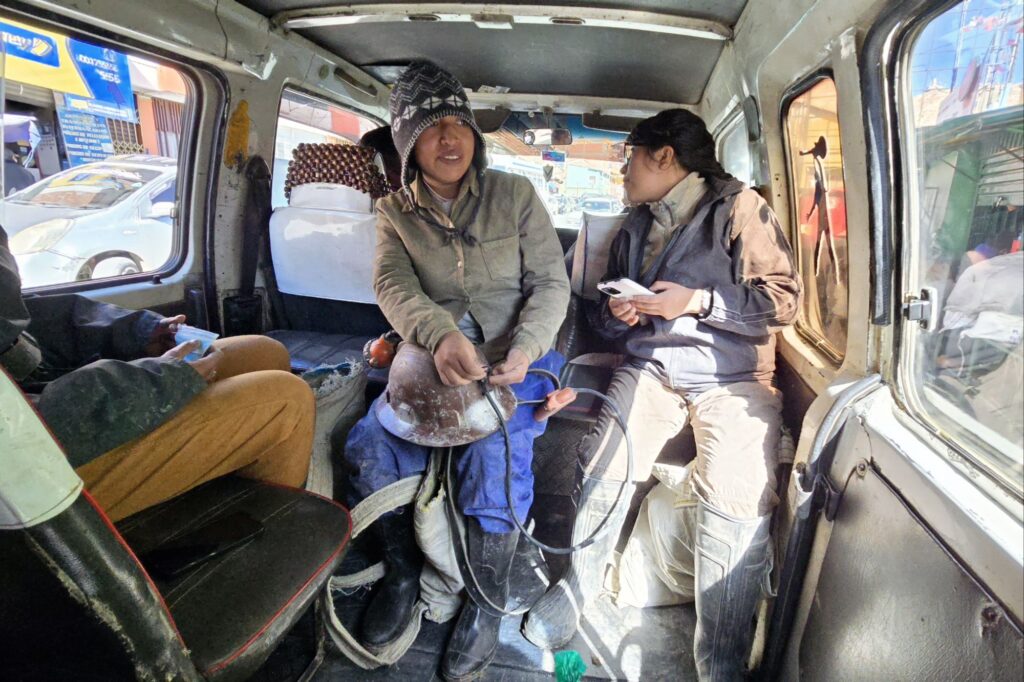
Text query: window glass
718 116 751 185
485 114 626 230
785 78 849 358
902 0 1023 489
1 15 192 288
272 89 378 208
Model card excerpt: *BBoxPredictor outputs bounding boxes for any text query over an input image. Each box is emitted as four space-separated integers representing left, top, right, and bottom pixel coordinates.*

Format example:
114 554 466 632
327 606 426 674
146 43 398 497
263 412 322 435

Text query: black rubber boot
441 520 519 681
360 507 423 651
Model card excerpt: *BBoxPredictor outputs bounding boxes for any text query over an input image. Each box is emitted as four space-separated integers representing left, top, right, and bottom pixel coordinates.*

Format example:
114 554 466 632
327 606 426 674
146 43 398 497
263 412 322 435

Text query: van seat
117 476 350 680
266 329 390 387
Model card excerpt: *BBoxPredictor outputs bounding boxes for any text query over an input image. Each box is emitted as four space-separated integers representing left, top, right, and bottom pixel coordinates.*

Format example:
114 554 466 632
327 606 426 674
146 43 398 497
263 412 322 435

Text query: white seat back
269 183 377 304
570 211 627 300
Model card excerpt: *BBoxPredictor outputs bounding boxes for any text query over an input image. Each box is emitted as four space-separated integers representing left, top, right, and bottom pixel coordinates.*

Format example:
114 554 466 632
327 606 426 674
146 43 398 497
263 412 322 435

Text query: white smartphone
597 277 655 299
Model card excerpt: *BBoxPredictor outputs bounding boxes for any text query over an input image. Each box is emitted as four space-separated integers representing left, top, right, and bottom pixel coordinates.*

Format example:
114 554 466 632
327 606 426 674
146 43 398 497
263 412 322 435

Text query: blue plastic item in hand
174 325 219 362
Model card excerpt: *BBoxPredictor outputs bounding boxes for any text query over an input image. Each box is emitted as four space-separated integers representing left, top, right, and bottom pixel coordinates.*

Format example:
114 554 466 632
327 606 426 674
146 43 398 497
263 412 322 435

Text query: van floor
254 421 699 681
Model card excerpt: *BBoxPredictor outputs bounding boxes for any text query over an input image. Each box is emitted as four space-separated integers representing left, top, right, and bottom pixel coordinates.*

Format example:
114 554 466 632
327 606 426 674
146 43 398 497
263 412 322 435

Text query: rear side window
784 77 850 360
1 15 194 289
717 114 751 185
272 88 379 208
899 0 1023 491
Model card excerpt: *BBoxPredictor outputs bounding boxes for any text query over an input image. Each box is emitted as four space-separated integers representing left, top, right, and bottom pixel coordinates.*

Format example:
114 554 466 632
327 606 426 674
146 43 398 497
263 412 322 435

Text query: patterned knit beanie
389 60 487 194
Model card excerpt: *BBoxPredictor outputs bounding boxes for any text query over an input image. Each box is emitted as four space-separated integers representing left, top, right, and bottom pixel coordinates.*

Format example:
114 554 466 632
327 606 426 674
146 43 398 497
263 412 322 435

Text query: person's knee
271 370 314 428
252 335 291 372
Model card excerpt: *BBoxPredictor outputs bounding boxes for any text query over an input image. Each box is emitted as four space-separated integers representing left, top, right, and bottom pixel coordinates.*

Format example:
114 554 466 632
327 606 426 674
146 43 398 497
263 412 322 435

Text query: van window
784 77 850 359
718 115 751 185
1 15 193 288
272 89 378 208
484 114 626 230
900 0 1024 490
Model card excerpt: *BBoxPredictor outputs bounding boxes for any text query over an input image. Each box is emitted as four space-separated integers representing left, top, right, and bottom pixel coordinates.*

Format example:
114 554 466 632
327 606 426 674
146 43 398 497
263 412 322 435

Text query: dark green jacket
0 227 205 467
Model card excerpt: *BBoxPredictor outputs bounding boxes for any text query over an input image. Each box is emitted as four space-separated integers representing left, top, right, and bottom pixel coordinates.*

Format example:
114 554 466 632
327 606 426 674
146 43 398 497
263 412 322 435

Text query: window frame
780 69 850 364
715 109 751 186
891 0 1024 499
2 8 206 294
270 84 385 208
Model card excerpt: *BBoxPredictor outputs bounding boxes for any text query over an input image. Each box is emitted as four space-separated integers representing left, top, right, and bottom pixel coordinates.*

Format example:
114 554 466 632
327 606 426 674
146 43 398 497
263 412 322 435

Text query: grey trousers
581 367 782 519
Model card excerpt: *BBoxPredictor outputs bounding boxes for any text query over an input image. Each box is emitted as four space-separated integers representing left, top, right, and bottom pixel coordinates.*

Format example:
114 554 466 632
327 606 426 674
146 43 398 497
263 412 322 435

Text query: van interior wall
698 0 892 419
14 0 388 316
698 0 896 674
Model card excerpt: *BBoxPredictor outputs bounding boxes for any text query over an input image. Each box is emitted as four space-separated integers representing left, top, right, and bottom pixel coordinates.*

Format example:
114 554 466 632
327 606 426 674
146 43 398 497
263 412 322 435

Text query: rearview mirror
145 201 176 220
523 128 573 146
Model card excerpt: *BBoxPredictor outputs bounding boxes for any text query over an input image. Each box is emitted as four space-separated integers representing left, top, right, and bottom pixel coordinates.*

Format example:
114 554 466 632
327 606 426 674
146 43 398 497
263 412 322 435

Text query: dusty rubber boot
693 502 772 681
360 507 424 651
441 520 519 681
522 476 632 649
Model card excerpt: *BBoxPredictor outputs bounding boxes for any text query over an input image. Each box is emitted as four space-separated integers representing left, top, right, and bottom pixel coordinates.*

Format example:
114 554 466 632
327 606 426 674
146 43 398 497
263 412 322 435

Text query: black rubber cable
444 368 635 616
484 368 634 554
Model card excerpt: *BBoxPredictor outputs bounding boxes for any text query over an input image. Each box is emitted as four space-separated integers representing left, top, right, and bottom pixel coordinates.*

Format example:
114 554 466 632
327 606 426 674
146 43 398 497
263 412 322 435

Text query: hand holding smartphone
597 277 655 299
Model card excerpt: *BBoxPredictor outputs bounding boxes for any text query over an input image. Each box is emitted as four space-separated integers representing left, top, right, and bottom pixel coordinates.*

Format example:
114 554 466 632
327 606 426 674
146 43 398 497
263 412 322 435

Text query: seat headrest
288 183 373 213
284 142 390 200
570 212 627 300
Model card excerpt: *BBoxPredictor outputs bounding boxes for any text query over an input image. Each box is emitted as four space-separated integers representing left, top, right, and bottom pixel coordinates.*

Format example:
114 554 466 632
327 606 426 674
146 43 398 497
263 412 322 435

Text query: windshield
485 114 626 230
8 166 162 209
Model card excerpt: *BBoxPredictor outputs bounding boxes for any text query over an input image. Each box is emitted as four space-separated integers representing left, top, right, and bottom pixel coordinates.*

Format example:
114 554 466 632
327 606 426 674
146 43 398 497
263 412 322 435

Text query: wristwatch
698 289 713 318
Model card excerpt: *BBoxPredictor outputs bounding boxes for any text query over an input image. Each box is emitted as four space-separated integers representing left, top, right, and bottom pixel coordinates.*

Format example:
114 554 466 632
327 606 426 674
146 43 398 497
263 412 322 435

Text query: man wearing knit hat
342 61 570 680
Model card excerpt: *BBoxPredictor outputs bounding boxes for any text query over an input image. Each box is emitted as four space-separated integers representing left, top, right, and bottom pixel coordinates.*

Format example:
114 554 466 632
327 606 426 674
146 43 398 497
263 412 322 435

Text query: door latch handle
902 286 939 332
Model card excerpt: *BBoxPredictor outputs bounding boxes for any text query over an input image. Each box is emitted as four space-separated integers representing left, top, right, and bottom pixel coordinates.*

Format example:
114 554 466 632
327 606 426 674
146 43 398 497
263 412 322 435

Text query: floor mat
311 492 697 681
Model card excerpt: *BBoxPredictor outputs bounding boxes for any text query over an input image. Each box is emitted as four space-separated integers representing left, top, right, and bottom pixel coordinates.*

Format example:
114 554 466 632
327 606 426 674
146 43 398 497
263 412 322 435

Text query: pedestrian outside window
1 14 194 289
900 0 1024 492
784 77 850 360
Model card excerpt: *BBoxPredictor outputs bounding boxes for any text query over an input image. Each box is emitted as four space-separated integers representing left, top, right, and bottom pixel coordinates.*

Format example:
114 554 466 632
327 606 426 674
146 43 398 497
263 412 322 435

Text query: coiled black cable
443 367 635 617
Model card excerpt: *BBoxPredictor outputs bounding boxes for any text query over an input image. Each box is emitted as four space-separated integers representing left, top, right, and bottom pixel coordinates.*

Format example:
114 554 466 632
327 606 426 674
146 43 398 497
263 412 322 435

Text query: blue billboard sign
62 40 136 122
55 102 116 167
0 20 60 68
0 19 136 123
542 150 567 163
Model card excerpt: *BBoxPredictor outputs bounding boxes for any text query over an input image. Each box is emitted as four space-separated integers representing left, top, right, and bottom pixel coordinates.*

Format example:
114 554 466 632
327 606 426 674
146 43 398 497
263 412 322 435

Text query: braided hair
626 109 732 180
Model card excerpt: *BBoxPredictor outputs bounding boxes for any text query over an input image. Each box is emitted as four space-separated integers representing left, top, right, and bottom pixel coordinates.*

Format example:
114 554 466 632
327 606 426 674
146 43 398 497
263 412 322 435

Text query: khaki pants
76 335 314 522
582 367 782 519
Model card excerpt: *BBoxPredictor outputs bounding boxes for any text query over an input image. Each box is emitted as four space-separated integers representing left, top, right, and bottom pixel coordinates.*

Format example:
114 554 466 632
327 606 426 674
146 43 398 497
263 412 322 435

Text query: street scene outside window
271 89 379 208
1 16 192 288
785 78 850 359
901 0 1024 490
484 114 626 230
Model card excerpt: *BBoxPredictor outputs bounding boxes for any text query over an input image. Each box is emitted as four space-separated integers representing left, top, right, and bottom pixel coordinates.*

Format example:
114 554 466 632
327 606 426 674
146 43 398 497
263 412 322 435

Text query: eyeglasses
622 145 637 166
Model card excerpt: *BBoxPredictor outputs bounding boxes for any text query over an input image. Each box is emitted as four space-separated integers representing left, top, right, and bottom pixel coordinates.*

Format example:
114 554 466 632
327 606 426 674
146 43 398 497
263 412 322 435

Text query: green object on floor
554 650 587 682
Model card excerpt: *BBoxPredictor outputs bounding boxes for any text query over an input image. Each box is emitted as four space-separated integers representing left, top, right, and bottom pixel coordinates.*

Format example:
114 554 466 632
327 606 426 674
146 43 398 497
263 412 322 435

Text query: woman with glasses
524 109 801 681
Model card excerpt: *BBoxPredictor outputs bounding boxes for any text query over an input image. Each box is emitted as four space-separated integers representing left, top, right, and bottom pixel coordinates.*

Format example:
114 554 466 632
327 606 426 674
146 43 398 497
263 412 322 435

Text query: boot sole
521 616 576 651
440 649 497 682
361 612 419 655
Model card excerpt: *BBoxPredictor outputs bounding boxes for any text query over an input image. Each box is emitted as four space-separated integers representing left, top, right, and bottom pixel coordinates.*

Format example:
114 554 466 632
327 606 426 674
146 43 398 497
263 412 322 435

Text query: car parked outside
1 155 178 288
578 195 624 215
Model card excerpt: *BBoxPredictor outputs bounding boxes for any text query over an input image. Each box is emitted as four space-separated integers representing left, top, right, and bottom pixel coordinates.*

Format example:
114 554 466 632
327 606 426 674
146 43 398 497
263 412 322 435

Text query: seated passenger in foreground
0 227 314 522
342 61 570 681
524 109 801 680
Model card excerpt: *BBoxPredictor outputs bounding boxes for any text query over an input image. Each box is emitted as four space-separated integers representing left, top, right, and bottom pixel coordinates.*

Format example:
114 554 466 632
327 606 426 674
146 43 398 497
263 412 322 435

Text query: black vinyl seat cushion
266 329 388 385
117 476 351 681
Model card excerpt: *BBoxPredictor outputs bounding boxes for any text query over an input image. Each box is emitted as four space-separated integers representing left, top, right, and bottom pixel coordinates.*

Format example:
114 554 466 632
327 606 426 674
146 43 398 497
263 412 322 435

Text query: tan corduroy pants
76 335 314 521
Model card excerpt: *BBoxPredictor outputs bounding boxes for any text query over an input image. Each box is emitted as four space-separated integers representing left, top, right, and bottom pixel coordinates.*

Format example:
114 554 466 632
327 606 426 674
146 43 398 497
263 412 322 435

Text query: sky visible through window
911 1 1023 96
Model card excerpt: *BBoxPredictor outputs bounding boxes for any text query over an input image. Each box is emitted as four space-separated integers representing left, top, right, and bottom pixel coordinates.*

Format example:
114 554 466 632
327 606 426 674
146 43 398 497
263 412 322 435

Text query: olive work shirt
374 169 570 364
